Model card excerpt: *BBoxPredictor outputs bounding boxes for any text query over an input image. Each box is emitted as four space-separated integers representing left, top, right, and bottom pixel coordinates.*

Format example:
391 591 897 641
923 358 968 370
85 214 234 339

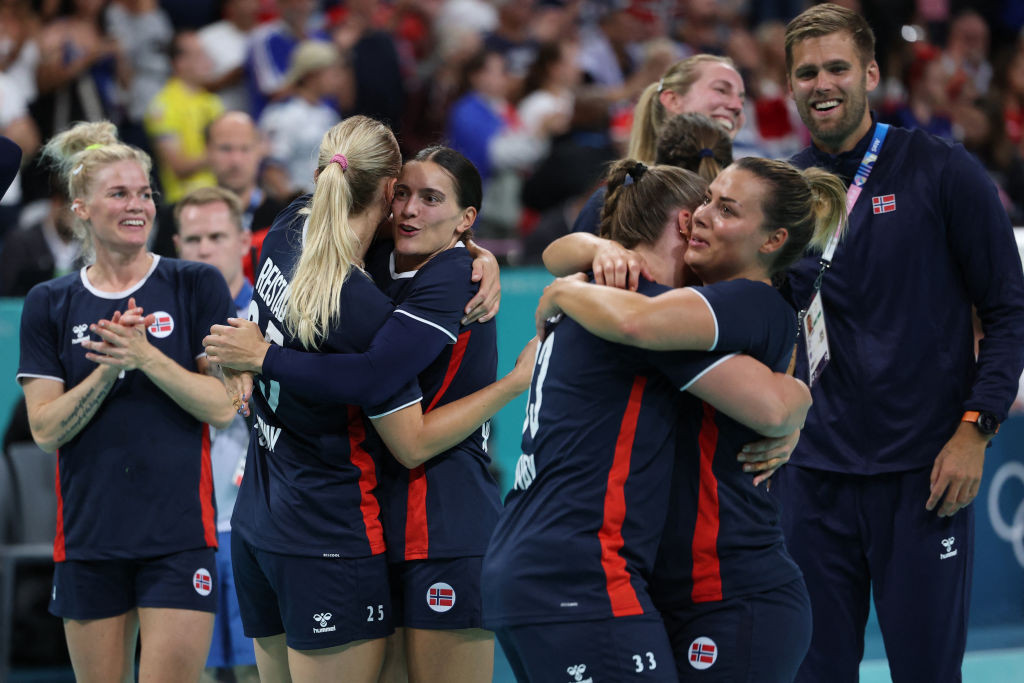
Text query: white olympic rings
987 461 1024 570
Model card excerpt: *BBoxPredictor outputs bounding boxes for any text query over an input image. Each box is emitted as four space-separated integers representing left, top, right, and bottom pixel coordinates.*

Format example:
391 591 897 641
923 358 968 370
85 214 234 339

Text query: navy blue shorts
774 465 972 683
231 532 393 650
660 578 811 682
390 556 485 630
206 531 256 668
49 547 218 620
497 613 677 683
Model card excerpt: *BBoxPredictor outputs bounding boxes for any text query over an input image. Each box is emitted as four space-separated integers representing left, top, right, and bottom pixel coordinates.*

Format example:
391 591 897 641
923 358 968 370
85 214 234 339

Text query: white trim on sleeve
678 353 738 392
368 396 423 419
16 373 65 385
690 288 719 351
395 309 457 343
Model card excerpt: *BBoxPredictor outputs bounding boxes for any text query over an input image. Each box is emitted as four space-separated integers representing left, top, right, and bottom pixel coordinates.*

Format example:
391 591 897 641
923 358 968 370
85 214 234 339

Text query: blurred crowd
1 0 1024 290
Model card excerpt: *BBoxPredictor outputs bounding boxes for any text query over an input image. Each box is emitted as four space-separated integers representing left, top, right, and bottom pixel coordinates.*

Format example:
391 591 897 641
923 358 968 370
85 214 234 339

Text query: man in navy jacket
774 4 1024 683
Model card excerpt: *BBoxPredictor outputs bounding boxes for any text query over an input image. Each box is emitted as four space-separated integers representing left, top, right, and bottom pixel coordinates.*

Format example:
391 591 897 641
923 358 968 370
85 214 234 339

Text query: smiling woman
15 120 235 683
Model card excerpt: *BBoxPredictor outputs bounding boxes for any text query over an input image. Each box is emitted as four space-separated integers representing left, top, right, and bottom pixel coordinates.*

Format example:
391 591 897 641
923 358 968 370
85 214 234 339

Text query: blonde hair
628 54 736 163
285 116 401 349
600 160 707 247
40 120 153 262
732 157 848 276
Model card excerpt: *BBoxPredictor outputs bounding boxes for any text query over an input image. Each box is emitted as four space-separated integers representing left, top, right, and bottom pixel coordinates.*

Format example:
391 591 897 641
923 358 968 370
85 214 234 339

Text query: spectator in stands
105 0 172 153
0 175 82 297
0 0 41 103
943 10 993 96
245 0 326 117
483 0 538 80
0 69 39 233
517 40 579 142
258 40 345 196
888 44 954 140
173 187 258 683
198 0 260 113
328 0 404 131
447 47 555 236
33 0 122 141
144 30 223 204
207 110 288 282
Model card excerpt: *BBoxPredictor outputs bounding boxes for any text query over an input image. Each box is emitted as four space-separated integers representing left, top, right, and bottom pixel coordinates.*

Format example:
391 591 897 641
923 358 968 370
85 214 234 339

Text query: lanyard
809 123 889 292
798 123 889 333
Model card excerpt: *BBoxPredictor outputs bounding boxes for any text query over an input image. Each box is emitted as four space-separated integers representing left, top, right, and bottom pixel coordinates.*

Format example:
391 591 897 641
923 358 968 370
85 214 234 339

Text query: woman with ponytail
481 159 813 681
17 120 236 682
216 121 532 682
538 157 847 680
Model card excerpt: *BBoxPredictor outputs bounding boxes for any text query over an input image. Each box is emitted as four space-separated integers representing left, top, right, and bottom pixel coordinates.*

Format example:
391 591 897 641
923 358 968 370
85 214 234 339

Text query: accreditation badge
801 291 830 387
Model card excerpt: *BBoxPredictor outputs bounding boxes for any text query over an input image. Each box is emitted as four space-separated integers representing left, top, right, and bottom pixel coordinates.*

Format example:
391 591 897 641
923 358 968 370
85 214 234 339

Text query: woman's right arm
205 313 449 408
22 367 120 453
536 275 718 350
687 355 811 439
542 232 651 289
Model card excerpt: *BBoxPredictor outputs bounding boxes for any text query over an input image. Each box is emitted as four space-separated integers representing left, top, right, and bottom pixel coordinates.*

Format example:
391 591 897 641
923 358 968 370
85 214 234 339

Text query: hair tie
627 162 647 183
84 143 104 151
699 148 714 158
656 77 665 93
331 153 348 171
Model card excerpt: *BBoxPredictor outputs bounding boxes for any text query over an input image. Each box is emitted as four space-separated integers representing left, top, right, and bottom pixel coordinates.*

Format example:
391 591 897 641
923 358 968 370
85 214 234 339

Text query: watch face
977 412 999 434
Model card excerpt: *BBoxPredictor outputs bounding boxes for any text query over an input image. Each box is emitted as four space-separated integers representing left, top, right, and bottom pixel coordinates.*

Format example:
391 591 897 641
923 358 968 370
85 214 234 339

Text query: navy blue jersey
366 243 501 560
231 199 422 558
650 279 802 610
787 120 1024 474
17 256 232 561
482 278 729 628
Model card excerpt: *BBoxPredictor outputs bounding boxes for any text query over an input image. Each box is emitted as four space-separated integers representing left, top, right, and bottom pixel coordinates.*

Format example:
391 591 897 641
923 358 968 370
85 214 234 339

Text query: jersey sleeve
17 283 65 383
261 310 445 408
189 264 234 359
645 347 736 392
692 279 797 367
393 248 476 343
365 376 423 419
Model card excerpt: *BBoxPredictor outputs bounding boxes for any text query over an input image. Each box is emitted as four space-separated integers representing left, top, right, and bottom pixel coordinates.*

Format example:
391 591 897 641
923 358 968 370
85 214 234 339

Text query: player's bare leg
254 634 292 682
288 637 386 683
378 628 408 683
405 628 494 683
64 610 138 683
136 607 214 683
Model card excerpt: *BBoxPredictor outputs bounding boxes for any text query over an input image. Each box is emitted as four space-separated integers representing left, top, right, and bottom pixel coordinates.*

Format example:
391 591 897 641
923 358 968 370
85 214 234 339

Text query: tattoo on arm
55 380 114 445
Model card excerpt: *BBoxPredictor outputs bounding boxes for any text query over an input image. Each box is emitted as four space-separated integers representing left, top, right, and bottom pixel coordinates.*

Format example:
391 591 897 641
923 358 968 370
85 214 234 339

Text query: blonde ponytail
802 167 848 254
285 116 401 349
626 82 662 163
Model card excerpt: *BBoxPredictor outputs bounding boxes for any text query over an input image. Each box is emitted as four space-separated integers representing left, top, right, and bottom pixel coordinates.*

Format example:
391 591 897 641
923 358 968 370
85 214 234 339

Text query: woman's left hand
507 336 539 394
737 429 801 487
535 273 588 340
204 318 270 373
463 241 501 324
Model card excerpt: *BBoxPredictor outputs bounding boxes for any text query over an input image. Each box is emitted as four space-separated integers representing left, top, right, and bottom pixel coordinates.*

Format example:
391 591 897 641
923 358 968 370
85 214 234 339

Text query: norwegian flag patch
147 311 175 338
872 194 896 214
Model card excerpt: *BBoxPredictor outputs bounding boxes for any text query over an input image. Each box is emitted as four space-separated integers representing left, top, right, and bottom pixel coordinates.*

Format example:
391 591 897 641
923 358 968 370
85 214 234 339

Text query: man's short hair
174 186 244 233
785 3 876 73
